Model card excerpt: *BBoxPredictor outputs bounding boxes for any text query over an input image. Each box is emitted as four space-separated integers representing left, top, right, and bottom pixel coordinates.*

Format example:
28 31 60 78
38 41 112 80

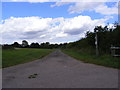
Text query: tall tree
22 40 29 48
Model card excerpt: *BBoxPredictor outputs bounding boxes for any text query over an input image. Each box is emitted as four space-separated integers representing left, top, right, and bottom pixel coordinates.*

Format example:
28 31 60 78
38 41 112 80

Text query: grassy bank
2 48 54 68
62 49 119 69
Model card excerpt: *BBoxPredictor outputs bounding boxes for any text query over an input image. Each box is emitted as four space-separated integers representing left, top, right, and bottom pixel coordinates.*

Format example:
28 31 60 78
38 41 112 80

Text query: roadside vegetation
62 23 120 69
62 48 119 69
2 48 54 68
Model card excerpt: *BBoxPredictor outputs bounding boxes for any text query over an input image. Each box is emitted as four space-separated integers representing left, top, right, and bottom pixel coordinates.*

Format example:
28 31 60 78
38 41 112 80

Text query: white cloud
50 2 72 7
51 2 118 15
68 2 102 14
94 3 118 15
56 32 68 37
0 15 110 44
40 34 46 38
69 2 118 15
1 16 52 32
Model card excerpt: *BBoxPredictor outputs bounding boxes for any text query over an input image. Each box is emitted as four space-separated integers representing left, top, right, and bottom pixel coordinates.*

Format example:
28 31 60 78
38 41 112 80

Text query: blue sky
2 2 75 19
1 1 119 44
2 2 117 22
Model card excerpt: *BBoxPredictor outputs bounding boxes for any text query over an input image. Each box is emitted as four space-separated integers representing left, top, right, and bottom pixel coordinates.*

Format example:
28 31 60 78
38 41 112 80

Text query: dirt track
2 50 118 88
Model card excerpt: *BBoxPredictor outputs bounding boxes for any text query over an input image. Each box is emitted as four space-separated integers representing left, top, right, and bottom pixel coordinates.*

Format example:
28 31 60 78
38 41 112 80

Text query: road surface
2 50 118 88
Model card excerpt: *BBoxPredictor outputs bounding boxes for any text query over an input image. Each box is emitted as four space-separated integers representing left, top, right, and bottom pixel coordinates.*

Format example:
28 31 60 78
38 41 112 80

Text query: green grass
62 49 120 69
2 48 54 68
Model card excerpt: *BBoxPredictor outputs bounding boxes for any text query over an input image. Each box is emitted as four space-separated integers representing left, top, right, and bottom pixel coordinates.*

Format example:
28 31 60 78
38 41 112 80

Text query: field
62 49 119 69
2 48 54 68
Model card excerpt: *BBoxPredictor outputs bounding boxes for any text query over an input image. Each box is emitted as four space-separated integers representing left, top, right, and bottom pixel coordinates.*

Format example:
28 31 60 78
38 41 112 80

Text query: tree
30 42 40 48
40 42 50 49
63 24 119 54
22 40 29 48
12 42 20 47
112 24 120 46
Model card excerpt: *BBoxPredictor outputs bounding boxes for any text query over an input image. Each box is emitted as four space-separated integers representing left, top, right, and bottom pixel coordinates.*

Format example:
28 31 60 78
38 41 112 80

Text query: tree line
2 40 68 49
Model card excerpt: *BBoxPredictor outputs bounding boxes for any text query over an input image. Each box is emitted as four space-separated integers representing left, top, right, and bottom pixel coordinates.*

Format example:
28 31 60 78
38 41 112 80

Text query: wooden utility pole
94 27 99 56
95 32 99 56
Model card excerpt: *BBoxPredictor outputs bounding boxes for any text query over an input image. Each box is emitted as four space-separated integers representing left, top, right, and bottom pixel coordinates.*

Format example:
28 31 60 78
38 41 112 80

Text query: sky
0 0 119 44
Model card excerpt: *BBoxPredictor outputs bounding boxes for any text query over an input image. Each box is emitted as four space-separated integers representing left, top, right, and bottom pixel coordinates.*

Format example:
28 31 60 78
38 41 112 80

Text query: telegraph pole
94 27 99 56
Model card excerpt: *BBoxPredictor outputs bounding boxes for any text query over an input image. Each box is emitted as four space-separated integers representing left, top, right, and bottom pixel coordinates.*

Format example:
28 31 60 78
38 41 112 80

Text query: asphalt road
2 50 118 88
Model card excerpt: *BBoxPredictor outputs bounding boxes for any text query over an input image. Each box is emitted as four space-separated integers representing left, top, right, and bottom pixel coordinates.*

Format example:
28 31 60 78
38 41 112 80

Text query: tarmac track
2 50 118 88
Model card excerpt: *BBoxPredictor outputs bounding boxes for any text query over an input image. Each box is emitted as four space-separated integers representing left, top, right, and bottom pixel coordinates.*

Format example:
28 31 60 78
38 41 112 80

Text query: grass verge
62 49 119 69
2 48 54 68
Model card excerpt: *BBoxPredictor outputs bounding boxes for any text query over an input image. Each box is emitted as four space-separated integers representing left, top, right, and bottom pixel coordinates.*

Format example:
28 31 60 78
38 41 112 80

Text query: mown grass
2 48 54 68
62 49 120 69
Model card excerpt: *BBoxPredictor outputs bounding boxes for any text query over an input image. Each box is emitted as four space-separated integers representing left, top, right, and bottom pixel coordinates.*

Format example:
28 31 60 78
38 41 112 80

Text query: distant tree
2 44 14 50
30 42 40 48
22 40 29 48
12 42 20 47
49 44 54 49
40 42 50 49
45 42 50 48
54 44 59 48
46 42 50 45
40 43 45 48
59 43 63 48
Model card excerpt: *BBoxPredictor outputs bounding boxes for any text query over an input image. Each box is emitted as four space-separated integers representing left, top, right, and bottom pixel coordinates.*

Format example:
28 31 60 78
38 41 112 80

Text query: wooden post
95 30 99 56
